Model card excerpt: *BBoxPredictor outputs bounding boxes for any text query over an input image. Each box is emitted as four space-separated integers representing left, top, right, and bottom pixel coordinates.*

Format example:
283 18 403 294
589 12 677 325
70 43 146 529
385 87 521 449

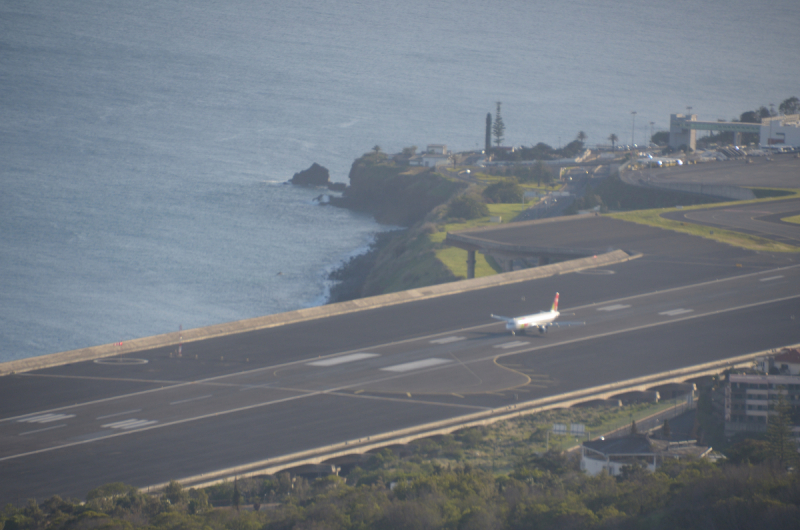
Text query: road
1 215 799 503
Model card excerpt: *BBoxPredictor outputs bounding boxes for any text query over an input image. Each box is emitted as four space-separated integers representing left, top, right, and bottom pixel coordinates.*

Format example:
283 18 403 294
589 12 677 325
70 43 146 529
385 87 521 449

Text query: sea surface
1 0 798 362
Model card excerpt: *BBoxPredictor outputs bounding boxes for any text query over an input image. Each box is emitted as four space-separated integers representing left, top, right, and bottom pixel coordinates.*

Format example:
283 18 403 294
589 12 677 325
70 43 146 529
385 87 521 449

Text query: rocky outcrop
329 152 465 226
290 163 330 187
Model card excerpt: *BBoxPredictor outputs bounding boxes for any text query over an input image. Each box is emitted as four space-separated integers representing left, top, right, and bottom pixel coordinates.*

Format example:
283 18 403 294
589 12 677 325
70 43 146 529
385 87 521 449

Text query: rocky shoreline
326 230 401 304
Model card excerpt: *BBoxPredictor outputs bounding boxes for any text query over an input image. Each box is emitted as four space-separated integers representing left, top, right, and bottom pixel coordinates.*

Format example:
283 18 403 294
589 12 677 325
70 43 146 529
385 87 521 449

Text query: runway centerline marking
307 353 379 366
381 358 452 372
430 336 466 344
760 275 784 282
170 395 213 405
7 264 798 428
659 308 694 317
597 304 631 311
3 294 798 464
96 409 142 420
19 424 67 436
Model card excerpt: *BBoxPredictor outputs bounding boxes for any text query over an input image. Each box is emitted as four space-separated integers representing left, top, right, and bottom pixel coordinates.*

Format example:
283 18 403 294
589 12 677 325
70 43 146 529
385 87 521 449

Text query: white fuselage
507 309 559 332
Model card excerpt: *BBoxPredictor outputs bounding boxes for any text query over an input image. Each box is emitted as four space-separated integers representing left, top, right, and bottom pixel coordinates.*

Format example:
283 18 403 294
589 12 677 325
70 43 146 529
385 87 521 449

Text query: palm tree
577 131 587 145
608 133 618 151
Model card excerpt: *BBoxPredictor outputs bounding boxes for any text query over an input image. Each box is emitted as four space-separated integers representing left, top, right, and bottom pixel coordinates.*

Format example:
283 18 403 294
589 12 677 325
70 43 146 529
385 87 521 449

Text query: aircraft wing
490 314 514 323
548 321 585 328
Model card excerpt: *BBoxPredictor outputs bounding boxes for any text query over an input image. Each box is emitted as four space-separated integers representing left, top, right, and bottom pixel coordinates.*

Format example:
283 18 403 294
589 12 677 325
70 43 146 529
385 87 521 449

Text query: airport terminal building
669 113 800 151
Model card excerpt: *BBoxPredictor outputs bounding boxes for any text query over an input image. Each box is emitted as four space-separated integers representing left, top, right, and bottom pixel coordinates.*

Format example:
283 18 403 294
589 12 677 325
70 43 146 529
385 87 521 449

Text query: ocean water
1 0 798 362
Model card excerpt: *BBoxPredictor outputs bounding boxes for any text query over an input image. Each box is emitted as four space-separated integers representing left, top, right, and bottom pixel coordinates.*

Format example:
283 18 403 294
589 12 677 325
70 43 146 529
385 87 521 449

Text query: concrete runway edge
0 250 639 376
149 343 799 492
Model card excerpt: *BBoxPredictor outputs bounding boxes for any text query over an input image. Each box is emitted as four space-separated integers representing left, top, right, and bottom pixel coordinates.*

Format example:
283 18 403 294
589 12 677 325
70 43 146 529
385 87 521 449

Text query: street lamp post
631 111 637 148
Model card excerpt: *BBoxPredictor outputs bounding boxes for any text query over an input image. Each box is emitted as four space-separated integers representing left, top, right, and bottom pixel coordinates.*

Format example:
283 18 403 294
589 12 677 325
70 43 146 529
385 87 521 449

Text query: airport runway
2 216 799 503
646 153 800 190
662 198 800 246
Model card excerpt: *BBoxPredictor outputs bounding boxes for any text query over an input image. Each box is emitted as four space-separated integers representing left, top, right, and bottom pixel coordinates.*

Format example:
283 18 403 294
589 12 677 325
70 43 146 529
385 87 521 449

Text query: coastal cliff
327 151 466 301
330 151 464 227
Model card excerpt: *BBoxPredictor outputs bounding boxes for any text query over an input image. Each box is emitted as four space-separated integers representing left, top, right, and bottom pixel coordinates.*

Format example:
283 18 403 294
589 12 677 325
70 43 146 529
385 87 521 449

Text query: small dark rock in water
290 163 330 187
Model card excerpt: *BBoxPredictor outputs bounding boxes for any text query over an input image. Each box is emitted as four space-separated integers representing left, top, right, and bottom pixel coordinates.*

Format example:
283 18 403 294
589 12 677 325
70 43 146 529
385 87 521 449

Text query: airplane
491 292 578 335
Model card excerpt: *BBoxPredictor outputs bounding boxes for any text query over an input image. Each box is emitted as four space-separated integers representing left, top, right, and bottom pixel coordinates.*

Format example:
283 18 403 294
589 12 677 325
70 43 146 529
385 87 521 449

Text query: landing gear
539 326 547 334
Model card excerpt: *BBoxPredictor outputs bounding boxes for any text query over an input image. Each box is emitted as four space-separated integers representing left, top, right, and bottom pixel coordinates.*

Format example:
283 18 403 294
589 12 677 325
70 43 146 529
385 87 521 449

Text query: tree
630 420 638 434
485 113 492 152
164 480 189 505
651 131 669 146
492 102 505 147
531 160 553 186
577 131 587 145
739 110 761 124
767 387 797 465
401 146 417 158
779 96 799 115
447 195 489 220
232 478 242 512
608 133 618 150
372 145 382 154
483 181 523 203
662 418 671 439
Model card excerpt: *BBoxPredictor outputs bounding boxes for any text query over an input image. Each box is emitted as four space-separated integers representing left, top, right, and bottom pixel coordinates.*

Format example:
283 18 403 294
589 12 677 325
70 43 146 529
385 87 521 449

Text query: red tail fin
552 292 559 312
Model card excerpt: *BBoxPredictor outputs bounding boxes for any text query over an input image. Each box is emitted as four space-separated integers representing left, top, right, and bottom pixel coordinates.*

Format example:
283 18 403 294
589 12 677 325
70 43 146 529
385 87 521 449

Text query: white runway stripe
759 275 784 282
597 304 631 311
659 308 694 316
494 341 530 349
430 336 466 344
102 419 158 430
307 353 379 366
381 358 452 372
18 413 75 423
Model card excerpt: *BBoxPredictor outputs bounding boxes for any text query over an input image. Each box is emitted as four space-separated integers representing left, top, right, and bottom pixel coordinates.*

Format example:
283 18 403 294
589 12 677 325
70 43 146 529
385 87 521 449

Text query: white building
409 144 451 167
724 371 800 439
761 114 800 148
581 434 710 476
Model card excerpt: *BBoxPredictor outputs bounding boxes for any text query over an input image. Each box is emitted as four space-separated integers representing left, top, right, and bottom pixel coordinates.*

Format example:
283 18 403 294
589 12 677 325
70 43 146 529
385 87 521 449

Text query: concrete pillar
466 250 476 279
669 114 696 151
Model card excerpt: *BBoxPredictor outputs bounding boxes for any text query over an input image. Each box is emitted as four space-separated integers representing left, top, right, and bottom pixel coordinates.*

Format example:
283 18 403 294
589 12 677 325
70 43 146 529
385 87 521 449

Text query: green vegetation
492 101 505 147
482 180 524 203
565 174 723 214
332 151 464 226
783 215 800 225
607 188 800 253
650 131 669 146
446 194 489 220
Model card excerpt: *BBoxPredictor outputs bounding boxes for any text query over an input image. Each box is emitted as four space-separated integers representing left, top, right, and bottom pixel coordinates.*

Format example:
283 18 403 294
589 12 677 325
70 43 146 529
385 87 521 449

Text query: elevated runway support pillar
466 250 476 279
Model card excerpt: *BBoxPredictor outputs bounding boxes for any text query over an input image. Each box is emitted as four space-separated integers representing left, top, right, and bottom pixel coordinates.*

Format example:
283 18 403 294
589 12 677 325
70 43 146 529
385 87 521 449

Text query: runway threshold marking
494 341 530 349
18 413 75 423
5 294 797 464
306 353 379 366
430 336 466 344
659 308 694 317
381 358 452 372
102 419 158 430
597 304 631 311
760 275 784 282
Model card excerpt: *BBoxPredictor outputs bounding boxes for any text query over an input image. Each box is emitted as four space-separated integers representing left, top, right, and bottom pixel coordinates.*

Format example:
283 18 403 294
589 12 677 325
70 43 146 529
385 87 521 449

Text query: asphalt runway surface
646 153 800 190
662 198 800 246
2 216 800 503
